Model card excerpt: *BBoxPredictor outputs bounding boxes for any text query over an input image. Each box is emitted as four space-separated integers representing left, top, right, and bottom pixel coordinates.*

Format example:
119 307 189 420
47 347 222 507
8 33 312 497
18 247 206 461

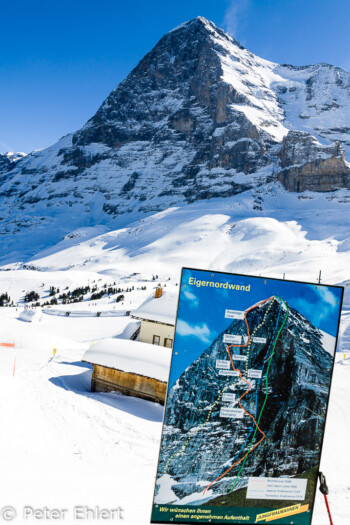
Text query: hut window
153 335 160 345
164 338 173 348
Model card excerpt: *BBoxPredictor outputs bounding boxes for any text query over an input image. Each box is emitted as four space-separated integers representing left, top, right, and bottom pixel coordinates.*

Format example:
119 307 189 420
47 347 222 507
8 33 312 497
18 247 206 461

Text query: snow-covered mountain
1 16 350 265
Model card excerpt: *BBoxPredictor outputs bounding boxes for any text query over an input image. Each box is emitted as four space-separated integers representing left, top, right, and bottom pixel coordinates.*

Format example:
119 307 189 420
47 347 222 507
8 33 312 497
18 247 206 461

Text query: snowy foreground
0 300 162 524
0 282 349 524
1 191 350 523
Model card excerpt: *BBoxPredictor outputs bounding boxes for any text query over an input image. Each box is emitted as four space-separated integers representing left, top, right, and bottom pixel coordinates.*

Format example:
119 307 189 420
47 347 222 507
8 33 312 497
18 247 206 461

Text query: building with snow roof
131 288 177 348
83 338 171 404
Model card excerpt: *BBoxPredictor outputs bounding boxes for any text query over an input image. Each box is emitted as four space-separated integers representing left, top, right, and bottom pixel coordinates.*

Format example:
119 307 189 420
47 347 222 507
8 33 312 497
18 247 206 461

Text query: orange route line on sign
203 296 274 495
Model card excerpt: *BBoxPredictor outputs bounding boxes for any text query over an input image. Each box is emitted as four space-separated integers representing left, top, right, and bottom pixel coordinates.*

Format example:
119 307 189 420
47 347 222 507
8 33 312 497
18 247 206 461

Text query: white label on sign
216 360 230 369
248 369 263 379
222 393 236 402
232 354 247 362
246 477 307 501
225 309 245 320
220 407 244 419
219 370 239 377
252 337 267 344
243 336 249 344
223 334 242 344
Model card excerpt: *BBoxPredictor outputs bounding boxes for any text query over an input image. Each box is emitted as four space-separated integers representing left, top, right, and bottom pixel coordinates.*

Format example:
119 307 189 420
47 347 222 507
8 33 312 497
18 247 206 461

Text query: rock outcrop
278 155 350 192
277 131 350 191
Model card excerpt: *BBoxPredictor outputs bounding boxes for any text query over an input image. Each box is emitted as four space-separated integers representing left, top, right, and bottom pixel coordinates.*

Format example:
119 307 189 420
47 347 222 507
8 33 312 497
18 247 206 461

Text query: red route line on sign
203 296 274 495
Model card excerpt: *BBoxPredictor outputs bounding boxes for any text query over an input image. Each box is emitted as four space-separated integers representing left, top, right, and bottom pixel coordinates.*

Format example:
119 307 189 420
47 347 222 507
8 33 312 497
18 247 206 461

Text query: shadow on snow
49 363 164 423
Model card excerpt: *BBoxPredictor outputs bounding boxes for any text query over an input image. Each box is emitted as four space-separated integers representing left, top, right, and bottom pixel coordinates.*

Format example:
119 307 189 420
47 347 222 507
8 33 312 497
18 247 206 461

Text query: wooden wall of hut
91 364 167 405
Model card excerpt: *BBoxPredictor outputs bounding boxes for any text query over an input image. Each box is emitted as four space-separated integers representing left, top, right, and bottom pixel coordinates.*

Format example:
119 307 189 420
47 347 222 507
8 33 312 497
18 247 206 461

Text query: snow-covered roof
82 338 171 382
18 309 42 323
132 291 177 326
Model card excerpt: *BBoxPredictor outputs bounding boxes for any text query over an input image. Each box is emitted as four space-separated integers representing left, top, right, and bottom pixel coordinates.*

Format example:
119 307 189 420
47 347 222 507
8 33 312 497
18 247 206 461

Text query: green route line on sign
229 296 289 493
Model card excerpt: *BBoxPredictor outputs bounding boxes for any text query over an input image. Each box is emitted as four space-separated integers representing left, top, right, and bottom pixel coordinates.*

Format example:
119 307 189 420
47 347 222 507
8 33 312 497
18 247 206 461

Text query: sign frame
151 268 344 525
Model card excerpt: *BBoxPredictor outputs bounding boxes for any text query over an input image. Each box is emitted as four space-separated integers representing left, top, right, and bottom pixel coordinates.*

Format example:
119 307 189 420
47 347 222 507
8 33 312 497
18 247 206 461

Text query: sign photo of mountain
152 269 343 524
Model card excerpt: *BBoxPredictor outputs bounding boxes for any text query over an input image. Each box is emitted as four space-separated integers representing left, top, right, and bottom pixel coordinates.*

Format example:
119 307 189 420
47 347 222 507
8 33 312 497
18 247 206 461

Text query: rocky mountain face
155 299 333 503
277 131 350 192
1 17 350 249
0 152 26 173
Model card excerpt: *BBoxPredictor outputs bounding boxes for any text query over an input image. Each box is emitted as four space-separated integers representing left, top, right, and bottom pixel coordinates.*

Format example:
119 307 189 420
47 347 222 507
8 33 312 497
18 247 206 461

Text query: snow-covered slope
276 63 350 146
2 186 349 287
0 307 163 524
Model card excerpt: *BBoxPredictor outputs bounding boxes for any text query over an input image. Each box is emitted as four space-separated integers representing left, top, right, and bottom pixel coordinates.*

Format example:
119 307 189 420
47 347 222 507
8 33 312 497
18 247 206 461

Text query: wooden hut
82 338 171 404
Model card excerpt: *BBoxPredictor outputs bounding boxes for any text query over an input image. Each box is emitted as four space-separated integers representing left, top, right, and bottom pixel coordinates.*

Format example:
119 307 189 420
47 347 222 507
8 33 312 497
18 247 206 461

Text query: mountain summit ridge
1 17 350 258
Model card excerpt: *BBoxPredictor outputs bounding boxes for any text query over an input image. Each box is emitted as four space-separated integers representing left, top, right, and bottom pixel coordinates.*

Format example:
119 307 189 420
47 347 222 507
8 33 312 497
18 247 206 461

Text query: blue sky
169 268 343 385
1 0 350 153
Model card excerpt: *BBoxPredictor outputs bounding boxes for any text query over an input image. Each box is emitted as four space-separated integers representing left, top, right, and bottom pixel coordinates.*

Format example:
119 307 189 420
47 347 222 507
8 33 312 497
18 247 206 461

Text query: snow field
0 306 162 524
